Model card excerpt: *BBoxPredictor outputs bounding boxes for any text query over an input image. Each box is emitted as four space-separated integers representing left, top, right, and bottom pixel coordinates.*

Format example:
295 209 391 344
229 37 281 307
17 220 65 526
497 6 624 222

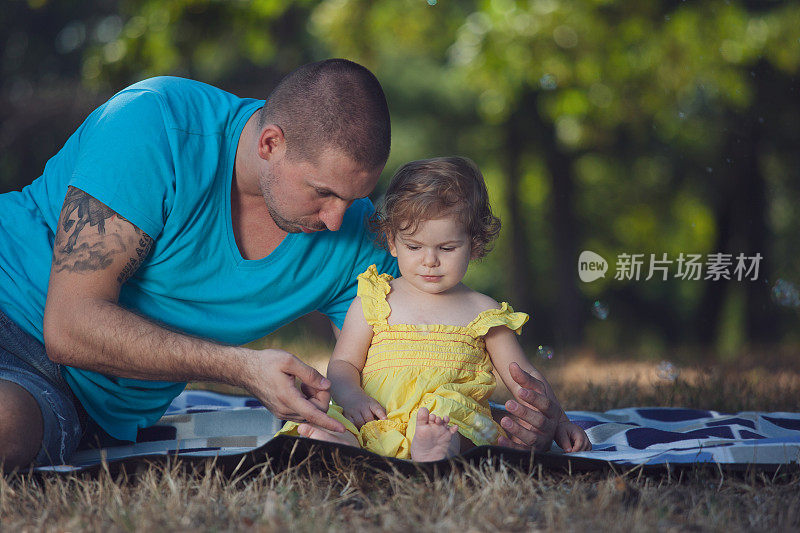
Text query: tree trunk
740 61 778 343
528 92 584 348
696 60 778 347
503 97 536 346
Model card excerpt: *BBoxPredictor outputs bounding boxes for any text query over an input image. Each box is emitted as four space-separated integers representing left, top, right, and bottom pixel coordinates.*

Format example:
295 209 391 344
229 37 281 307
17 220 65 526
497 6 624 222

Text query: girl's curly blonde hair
370 157 501 259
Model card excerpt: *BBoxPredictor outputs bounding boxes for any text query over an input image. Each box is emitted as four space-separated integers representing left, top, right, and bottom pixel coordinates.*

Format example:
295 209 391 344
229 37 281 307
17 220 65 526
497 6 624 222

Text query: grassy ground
2 341 800 531
2 458 799 531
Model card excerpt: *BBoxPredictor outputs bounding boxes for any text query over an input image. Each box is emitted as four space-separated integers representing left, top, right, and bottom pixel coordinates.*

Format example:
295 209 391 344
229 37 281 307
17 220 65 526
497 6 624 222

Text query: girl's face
388 216 473 295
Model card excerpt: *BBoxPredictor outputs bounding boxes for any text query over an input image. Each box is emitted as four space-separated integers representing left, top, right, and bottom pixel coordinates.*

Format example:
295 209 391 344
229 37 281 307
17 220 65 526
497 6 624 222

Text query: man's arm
43 187 343 431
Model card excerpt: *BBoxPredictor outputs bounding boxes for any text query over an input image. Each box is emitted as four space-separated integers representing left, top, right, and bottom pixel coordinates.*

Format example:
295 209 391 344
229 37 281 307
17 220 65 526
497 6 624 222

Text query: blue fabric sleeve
68 89 176 239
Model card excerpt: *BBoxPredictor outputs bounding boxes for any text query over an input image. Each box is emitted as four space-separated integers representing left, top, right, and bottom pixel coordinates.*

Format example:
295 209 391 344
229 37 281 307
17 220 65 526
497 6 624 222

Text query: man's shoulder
107 77 258 125
123 76 226 97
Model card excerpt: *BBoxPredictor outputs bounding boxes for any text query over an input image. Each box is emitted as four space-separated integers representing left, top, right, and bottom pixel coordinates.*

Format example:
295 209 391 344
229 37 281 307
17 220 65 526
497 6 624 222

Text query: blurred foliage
2 0 799 357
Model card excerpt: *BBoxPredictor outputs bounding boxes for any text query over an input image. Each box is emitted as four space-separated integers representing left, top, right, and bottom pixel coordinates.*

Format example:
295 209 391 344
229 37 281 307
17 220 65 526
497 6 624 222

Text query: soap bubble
539 74 558 90
771 279 800 308
656 361 679 381
537 345 554 360
591 300 609 320
472 414 498 442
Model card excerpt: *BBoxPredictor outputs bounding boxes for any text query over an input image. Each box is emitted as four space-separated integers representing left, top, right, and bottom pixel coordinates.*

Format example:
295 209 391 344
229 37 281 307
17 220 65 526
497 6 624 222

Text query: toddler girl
280 157 590 461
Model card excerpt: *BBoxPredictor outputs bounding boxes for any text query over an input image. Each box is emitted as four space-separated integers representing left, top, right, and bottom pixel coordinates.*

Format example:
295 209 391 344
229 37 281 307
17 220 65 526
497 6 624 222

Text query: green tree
312 0 800 352
4 0 799 355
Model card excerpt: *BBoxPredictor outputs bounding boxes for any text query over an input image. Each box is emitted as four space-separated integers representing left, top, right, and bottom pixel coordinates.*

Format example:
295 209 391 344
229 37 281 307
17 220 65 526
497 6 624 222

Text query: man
0 59 559 470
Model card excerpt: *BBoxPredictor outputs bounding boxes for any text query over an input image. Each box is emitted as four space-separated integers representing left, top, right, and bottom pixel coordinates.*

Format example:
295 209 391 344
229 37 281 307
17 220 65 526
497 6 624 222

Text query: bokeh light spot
537 345 554 360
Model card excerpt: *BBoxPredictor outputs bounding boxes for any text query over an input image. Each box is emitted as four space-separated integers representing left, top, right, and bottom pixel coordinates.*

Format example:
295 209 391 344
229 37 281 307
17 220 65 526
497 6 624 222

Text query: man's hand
496 362 560 452
242 349 345 433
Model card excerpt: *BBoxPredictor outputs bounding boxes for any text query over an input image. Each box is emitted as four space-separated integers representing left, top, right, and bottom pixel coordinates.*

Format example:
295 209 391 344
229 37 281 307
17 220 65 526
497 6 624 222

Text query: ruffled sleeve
356 264 394 327
468 302 529 336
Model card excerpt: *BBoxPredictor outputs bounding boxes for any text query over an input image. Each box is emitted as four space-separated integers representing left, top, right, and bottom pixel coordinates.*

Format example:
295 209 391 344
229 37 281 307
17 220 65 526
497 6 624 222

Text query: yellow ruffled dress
278 265 529 459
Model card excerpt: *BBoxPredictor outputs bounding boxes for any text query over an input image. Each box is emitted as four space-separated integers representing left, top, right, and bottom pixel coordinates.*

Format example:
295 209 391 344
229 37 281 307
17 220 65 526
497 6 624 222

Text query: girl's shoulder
357 265 394 295
461 288 529 335
460 286 502 315
356 265 394 325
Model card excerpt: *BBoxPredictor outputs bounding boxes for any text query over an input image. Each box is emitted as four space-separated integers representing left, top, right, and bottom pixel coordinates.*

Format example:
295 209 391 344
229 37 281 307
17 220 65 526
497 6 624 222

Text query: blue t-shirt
0 77 397 441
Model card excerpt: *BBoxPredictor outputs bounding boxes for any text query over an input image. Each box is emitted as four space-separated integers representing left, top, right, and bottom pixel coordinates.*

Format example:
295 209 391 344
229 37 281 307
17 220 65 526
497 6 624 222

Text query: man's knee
0 380 44 470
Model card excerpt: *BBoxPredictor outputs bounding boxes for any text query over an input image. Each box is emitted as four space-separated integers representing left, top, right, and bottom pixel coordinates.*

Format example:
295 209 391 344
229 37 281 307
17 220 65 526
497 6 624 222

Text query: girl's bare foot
410 407 460 462
296 423 360 448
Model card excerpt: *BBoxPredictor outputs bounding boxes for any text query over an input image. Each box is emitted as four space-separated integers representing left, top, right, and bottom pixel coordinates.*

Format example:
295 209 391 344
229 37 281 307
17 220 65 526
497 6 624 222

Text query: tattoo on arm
53 186 154 284
59 186 115 253
116 235 153 284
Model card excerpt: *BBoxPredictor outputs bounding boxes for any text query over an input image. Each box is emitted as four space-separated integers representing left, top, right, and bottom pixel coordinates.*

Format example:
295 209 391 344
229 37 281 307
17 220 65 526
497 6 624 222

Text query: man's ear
257 124 286 161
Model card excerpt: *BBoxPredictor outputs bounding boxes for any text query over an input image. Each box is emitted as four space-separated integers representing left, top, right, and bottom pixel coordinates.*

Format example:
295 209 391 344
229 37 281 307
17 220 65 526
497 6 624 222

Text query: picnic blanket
33 391 800 475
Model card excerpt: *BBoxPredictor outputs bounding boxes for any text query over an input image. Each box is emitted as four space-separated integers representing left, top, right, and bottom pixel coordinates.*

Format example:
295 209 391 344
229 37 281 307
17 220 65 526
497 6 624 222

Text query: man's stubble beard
265 198 302 233
258 167 303 234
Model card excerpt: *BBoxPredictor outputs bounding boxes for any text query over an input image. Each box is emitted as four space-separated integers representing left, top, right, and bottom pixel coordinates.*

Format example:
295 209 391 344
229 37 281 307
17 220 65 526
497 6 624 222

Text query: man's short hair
260 59 391 171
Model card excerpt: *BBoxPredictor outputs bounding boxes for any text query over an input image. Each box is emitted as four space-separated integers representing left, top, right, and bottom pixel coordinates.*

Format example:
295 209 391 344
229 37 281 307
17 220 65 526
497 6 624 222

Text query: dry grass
4 342 800 531
1 456 799 531
539 355 800 413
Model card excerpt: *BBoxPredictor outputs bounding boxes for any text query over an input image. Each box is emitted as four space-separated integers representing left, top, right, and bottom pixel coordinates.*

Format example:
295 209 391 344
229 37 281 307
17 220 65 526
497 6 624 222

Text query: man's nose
319 199 351 232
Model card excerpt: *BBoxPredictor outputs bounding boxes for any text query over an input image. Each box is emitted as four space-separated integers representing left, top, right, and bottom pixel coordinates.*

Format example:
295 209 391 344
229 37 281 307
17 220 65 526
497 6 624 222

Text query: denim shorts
0 309 84 466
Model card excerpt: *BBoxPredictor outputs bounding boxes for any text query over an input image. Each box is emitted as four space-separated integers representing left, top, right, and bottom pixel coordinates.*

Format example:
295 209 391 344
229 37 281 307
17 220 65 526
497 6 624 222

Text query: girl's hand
554 421 592 453
338 392 387 428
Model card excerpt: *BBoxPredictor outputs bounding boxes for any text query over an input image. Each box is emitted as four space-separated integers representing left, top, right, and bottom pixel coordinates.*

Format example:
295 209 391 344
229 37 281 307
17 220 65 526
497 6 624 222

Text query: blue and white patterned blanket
568 408 800 467
34 391 800 473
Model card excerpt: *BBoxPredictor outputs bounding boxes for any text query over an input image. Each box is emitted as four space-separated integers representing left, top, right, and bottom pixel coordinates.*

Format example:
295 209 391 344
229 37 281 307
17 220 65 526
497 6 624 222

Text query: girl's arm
327 297 387 427
484 326 567 423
